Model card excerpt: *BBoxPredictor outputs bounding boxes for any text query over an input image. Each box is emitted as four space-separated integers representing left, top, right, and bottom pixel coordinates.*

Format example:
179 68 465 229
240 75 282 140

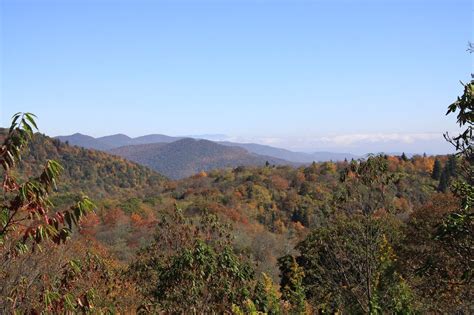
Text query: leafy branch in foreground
444 80 474 164
0 112 94 252
433 48 473 299
437 78 474 287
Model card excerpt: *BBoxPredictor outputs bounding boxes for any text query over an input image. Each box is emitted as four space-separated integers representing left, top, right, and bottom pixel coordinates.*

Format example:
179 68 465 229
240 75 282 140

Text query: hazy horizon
50 129 454 155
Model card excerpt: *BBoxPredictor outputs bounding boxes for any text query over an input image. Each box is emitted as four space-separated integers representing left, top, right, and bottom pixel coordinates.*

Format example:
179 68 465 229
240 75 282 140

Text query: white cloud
315 133 442 146
224 132 454 154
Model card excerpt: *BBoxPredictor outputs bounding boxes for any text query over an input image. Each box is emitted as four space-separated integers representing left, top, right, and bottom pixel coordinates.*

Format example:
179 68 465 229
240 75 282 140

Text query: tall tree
431 158 442 180
292 155 416 313
445 154 458 177
437 73 473 297
405 51 474 313
399 194 467 312
437 167 450 192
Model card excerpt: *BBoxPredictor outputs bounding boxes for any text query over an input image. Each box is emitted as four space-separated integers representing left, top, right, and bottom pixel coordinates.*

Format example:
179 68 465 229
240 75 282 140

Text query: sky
0 0 472 154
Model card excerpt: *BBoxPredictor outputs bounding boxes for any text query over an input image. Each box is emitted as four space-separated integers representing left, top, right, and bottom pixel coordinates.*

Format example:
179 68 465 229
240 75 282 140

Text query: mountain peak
100 133 131 139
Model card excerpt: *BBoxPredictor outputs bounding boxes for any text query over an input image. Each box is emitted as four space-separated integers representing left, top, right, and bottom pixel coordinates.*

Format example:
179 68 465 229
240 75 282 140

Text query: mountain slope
132 134 183 144
109 138 292 179
97 134 134 147
56 133 183 149
56 133 360 163
219 141 359 162
56 133 112 151
9 132 167 199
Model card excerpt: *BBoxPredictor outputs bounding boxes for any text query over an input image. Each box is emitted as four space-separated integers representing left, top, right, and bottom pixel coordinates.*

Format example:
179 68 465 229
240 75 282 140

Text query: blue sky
0 0 472 154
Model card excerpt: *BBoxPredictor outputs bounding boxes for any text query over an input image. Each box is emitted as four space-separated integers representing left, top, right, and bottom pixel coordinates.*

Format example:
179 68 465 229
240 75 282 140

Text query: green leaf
69 259 82 273
24 112 38 130
9 114 20 133
21 118 33 135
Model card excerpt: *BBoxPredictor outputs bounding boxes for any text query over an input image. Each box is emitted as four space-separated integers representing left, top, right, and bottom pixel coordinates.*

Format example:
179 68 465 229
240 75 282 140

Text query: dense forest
1 79 472 313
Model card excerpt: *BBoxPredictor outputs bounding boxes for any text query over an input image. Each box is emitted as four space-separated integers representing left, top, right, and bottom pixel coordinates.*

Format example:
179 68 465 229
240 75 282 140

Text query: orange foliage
387 156 400 172
294 171 305 185
195 171 208 178
102 208 128 227
79 213 100 236
413 156 434 174
373 207 388 218
293 221 305 232
273 219 287 234
393 197 411 213
233 190 244 199
130 213 144 227
270 175 289 190
225 207 242 223
139 206 157 226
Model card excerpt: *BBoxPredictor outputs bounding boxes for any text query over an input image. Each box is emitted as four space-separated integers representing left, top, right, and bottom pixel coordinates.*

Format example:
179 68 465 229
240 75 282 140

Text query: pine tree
431 159 442 180
401 152 409 161
438 167 450 192
437 155 458 192
445 155 457 177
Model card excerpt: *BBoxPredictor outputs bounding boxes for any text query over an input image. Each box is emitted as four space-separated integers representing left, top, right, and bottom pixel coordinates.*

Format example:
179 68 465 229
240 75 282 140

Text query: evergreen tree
431 159 442 180
445 154 458 177
438 166 450 192
401 152 409 161
437 155 458 192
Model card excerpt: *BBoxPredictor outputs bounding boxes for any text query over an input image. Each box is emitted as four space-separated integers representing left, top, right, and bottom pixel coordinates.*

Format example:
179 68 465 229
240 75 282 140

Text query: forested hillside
110 138 293 179
0 129 167 199
1 77 472 313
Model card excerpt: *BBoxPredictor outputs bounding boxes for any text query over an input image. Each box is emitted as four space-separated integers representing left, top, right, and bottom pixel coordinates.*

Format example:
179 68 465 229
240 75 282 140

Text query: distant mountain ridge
97 134 134 147
56 133 114 151
109 138 292 179
55 133 183 151
218 141 359 163
55 133 360 163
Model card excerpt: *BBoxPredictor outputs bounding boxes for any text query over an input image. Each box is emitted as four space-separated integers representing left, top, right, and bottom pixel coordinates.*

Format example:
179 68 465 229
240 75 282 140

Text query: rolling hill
56 133 183 150
97 133 135 147
56 133 359 163
6 131 167 199
56 133 113 151
109 138 293 179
